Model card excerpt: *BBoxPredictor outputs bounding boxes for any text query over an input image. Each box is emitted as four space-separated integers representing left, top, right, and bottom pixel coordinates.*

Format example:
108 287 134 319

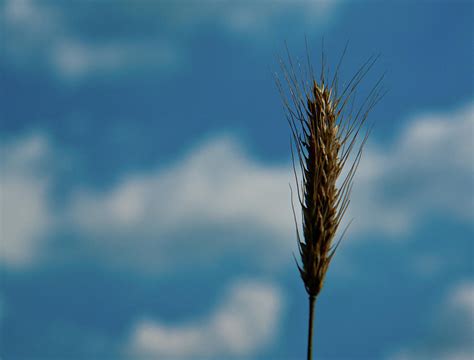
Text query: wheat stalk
276 43 384 360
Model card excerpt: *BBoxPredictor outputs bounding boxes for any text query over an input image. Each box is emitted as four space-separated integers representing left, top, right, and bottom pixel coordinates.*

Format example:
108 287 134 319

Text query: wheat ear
276 44 384 360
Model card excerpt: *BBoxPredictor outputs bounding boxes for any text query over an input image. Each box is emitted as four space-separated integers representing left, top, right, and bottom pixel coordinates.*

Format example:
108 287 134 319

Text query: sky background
0 0 473 359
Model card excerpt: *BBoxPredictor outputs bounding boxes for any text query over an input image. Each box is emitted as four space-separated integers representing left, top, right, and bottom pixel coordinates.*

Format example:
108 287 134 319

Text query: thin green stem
307 295 316 360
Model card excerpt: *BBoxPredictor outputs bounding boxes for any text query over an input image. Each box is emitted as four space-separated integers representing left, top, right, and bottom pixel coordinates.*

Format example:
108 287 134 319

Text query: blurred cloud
127 279 282 358
51 38 178 79
167 0 338 35
411 253 445 278
2 0 178 79
66 136 294 272
68 136 293 258
1 102 472 270
389 282 474 360
68 102 473 270
348 102 474 237
451 282 474 321
0 133 54 267
1 0 337 79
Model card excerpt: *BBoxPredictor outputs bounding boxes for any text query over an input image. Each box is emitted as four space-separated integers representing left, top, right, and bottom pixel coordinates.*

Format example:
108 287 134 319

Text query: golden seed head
277 50 383 297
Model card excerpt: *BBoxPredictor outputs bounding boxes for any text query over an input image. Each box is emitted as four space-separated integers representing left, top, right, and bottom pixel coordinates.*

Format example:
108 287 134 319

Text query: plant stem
307 294 316 360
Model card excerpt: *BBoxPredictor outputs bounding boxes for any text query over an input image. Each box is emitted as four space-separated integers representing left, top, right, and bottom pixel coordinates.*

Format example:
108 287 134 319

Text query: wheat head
276 44 384 359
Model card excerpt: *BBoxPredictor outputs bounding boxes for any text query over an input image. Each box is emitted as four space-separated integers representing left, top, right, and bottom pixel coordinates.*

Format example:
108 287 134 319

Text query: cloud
388 282 474 360
1 0 338 79
51 38 178 79
450 282 474 321
1 0 179 79
171 0 338 35
411 253 445 278
69 136 292 239
0 133 55 268
127 280 282 358
68 102 474 272
393 350 473 360
68 136 294 271
1 102 472 270
346 102 474 237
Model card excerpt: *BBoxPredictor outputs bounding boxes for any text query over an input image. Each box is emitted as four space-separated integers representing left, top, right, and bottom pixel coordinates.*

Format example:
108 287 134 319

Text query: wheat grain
276 43 384 360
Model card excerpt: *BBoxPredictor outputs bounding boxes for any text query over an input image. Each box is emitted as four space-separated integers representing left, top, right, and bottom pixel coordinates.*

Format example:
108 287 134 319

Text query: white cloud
392 351 473 360
127 280 282 358
3 0 59 38
1 0 338 79
346 102 474 237
180 0 338 35
68 136 294 271
64 101 473 273
1 102 472 270
0 133 55 268
51 38 179 79
2 0 61 65
70 102 474 255
1 0 179 79
70 136 292 239
388 282 474 360
450 282 474 323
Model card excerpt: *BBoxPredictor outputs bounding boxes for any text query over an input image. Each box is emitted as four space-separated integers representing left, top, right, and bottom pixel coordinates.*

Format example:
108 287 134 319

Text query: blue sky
1 0 473 359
